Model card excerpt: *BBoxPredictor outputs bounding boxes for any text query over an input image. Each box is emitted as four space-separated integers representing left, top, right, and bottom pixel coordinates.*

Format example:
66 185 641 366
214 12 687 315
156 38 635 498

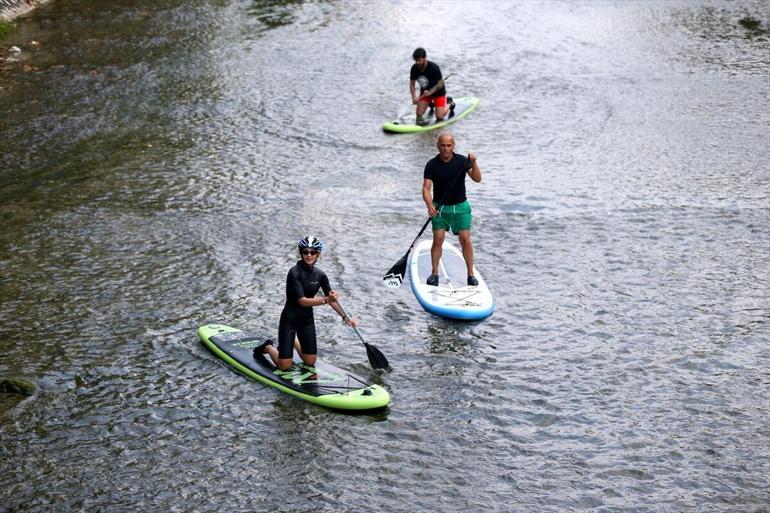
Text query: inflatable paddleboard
383 96 479 133
408 239 494 320
198 324 390 412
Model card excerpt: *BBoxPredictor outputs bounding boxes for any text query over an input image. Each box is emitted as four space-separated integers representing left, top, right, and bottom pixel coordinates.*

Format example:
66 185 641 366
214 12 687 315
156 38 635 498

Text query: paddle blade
365 343 389 369
383 253 408 289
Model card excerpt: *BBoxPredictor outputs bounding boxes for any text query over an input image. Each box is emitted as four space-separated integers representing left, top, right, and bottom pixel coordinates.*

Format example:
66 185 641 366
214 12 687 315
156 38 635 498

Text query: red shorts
418 95 446 107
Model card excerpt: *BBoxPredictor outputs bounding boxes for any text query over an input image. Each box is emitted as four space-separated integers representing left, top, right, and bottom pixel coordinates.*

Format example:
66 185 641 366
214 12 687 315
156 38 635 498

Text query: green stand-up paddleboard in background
383 96 479 133
198 324 390 412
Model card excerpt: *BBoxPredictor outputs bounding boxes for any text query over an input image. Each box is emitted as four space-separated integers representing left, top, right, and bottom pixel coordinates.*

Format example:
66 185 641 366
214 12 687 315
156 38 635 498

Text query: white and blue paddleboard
408 239 494 321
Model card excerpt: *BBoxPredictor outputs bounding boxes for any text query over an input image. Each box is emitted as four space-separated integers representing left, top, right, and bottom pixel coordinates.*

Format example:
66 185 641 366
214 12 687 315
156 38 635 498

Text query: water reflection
1 1 769 512
424 321 473 354
670 4 770 69
247 0 307 29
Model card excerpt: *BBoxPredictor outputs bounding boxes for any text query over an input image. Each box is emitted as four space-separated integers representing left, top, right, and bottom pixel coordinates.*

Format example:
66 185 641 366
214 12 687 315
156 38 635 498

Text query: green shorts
432 200 472 235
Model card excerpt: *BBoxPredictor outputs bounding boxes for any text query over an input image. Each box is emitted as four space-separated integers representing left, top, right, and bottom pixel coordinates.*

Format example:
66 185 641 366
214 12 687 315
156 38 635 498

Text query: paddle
418 73 453 101
336 302 389 369
383 155 471 289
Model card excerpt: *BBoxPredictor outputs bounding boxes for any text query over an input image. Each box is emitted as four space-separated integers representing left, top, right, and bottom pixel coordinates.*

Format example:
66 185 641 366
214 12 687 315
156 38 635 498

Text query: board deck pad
408 240 495 320
198 324 390 411
416 245 467 287
383 96 479 133
210 332 358 394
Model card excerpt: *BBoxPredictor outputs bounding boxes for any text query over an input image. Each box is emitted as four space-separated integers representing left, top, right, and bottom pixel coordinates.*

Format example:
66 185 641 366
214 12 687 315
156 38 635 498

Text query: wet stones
0 377 37 397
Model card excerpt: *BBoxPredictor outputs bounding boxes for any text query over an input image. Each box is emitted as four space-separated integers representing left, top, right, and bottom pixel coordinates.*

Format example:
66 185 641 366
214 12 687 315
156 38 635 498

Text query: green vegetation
0 20 11 38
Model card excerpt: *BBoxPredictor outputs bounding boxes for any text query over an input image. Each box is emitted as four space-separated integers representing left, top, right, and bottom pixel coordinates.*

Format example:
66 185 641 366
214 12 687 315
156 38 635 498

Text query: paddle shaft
336 302 367 346
418 73 453 100
335 301 389 368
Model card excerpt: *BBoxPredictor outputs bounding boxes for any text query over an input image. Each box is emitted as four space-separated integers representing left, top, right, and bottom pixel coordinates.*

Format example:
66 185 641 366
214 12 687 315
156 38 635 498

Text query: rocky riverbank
0 0 52 21
1 0 49 67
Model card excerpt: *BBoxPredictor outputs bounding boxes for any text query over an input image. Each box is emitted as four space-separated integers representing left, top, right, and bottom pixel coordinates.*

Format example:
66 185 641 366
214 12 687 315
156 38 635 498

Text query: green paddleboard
383 96 479 133
198 324 390 412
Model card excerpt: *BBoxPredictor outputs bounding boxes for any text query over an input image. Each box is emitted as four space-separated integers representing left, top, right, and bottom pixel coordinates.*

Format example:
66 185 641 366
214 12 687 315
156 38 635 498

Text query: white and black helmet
298 236 324 251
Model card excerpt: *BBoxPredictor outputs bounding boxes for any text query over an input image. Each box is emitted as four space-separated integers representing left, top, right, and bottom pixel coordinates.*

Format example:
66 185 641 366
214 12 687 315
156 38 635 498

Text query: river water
1 1 769 511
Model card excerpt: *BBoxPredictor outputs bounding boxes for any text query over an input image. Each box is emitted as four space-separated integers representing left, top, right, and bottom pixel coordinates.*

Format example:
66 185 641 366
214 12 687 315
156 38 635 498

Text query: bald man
421 132 482 286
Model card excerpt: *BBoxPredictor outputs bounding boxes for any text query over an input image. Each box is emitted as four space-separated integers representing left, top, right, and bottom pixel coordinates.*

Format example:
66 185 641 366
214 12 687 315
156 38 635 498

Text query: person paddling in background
254 236 356 370
422 132 482 287
410 47 453 125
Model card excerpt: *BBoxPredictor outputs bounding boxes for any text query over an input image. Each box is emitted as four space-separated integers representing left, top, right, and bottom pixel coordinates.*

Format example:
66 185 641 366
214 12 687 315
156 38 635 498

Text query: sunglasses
301 250 319 256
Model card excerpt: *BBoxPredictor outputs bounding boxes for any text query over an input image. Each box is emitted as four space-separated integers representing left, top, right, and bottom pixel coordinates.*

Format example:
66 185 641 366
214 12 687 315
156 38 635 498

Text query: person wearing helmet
253 236 356 370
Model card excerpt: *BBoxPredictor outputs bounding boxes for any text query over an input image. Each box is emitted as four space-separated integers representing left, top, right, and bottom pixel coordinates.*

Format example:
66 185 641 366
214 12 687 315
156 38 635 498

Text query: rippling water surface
1 1 769 511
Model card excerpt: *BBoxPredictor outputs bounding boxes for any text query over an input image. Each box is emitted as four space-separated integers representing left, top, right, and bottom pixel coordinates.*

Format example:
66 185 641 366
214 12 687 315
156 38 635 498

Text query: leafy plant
0 20 11 38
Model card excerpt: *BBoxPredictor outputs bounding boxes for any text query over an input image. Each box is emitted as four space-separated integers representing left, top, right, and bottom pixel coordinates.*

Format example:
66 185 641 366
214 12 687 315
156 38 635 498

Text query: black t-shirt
409 60 445 98
282 261 331 322
424 153 471 206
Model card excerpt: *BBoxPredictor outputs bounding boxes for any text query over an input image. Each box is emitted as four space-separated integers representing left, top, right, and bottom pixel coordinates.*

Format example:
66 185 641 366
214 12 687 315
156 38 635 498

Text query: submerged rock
0 377 37 396
738 16 761 31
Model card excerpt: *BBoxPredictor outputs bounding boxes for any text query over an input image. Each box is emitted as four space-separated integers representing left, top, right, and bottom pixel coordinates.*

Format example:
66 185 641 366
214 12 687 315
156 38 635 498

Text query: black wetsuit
278 261 331 359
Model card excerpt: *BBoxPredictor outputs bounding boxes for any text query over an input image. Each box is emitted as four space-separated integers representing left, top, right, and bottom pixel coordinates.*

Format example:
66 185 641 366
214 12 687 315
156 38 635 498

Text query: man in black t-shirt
410 47 450 125
422 132 483 287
